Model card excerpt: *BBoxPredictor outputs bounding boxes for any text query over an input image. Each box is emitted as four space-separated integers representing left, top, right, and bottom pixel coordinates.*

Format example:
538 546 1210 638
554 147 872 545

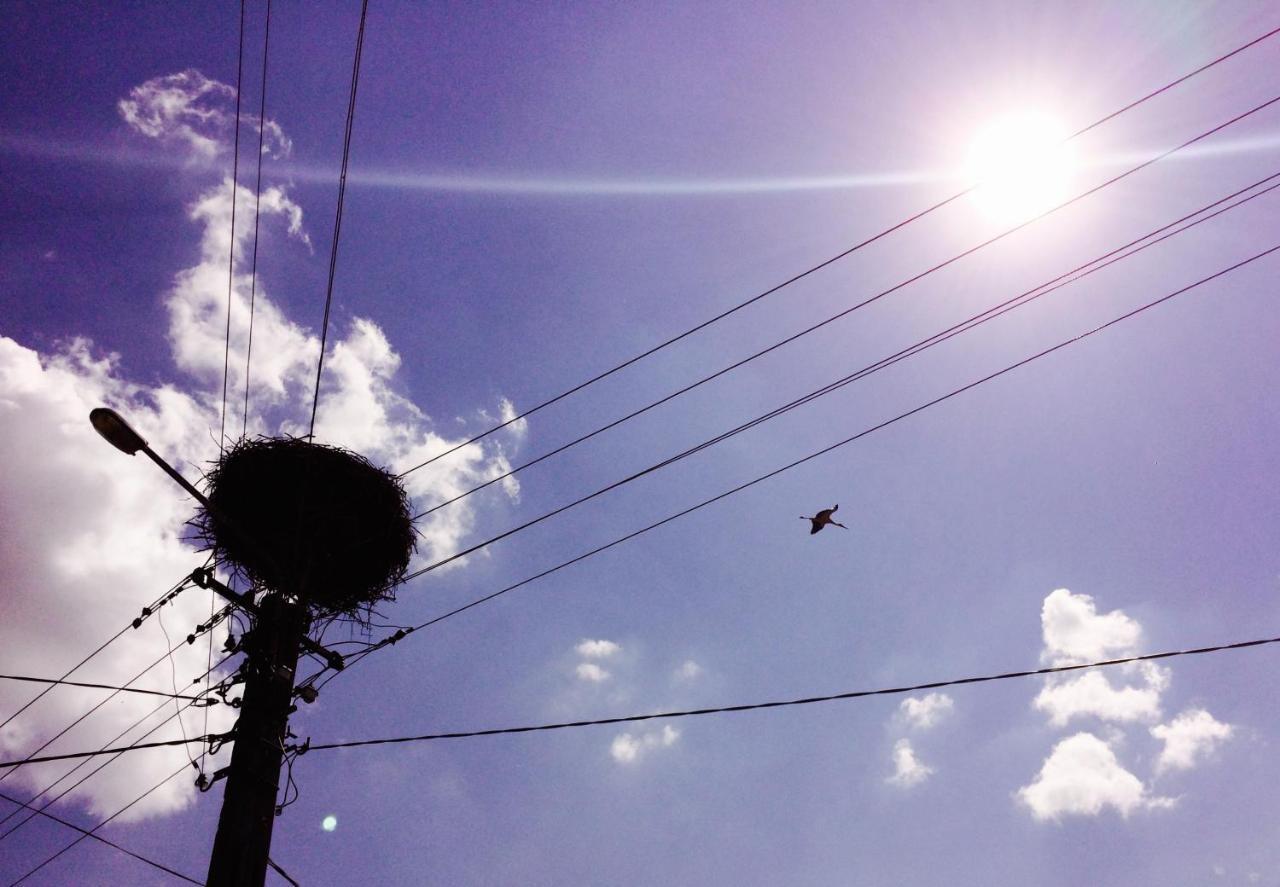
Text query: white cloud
0 71 525 821
1033 664 1167 727
119 69 291 160
610 725 679 764
886 738 933 787
1151 709 1233 774
1040 588 1144 665
576 639 620 659
898 693 954 730
576 663 610 683
1017 732 1173 821
673 660 702 682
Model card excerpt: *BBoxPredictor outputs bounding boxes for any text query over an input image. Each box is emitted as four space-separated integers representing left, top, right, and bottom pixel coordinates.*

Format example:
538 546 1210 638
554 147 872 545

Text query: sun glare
965 112 1076 224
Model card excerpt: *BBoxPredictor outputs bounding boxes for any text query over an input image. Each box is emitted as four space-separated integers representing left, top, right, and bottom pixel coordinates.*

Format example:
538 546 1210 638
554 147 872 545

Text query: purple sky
2 2 1280 884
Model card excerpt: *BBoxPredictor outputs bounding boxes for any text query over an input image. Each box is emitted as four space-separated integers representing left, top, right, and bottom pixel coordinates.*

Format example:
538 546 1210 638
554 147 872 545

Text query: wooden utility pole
206 594 308 887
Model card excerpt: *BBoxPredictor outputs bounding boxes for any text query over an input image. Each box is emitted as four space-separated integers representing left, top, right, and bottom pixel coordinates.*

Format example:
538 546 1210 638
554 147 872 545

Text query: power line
0 575 191 734
0 733 227 770
219 0 247 453
306 634 1280 749
308 0 370 439
0 606 231 782
0 674 202 703
242 0 274 438
9 763 191 886
402 171 1280 573
410 90 1280 520
347 242 1280 656
0 788 201 886
395 22 1280 480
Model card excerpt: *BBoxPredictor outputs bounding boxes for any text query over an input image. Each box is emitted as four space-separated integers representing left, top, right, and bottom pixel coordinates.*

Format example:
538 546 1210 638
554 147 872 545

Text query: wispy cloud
611 725 679 764
887 739 933 788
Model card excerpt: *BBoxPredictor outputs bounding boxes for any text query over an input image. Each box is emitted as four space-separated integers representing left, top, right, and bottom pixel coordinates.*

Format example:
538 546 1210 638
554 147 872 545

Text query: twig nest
196 437 414 618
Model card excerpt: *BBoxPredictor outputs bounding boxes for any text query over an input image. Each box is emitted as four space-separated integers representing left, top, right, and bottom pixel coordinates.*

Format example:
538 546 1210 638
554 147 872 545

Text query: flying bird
801 504 847 535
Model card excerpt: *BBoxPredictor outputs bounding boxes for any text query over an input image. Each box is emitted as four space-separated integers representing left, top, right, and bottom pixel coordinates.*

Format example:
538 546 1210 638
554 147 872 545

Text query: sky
2 1 1279 884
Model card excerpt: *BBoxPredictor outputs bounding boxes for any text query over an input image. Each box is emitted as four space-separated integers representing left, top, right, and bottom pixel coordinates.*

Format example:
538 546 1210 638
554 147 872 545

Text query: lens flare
966 112 1077 224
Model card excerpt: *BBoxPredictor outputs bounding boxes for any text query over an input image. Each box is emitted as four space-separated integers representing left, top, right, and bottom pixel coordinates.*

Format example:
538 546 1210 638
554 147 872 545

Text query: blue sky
2 1 1280 884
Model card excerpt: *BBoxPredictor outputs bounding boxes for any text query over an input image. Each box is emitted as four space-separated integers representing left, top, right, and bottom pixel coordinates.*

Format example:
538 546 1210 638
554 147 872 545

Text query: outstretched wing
809 521 822 534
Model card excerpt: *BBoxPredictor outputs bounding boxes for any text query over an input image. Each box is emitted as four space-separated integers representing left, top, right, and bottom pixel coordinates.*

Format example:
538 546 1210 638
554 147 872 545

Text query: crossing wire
395 22 1280 480
0 675 201 703
401 92 1280 576
330 241 1280 667
0 788 200 885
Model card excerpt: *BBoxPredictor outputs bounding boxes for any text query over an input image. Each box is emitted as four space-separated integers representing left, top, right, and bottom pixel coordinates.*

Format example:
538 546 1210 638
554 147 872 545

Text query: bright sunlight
965 111 1077 224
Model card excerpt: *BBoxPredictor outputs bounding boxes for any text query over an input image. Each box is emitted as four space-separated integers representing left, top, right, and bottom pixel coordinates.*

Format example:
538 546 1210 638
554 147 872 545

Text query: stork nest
194 437 414 620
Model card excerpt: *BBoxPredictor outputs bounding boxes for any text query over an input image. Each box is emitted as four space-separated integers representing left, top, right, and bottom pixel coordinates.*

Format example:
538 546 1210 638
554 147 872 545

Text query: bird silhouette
801 504 847 535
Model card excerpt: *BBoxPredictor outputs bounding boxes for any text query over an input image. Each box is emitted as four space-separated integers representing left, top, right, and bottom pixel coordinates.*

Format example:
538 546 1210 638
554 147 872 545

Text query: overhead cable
307 635 1280 749
396 23 1280 480
0 674 202 703
411 92 1280 522
403 171 1280 573
219 0 247 453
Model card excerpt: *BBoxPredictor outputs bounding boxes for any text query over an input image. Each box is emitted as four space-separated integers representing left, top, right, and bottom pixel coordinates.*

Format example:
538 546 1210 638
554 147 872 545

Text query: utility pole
206 593 307 887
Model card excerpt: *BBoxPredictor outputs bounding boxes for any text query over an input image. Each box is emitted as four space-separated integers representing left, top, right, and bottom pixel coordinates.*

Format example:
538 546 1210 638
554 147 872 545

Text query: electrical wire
345 241 1280 658
242 0 274 438
219 0 247 454
0 606 232 782
8 762 191 886
410 91 1280 524
308 0 370 439
306 634 1280 749
404 170 1280 575
395 22 1280 480
0 675 201 703
0 788 201 885
0 575 191 734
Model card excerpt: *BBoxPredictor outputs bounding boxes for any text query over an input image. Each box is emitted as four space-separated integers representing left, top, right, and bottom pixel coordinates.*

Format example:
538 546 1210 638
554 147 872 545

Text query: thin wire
307 634 1280 749
269 857 302 886
242 0 273 438
308 0 370 439
412 92 1280 521
0 675 201 703
369 243 1280 646
0 575 190 734
8 763 191 886
406 172 1280 570
155 607 198 773
395 22 1280 480
0 606 232 782
0 788 202 885
219 0 247 453
0 734 227 770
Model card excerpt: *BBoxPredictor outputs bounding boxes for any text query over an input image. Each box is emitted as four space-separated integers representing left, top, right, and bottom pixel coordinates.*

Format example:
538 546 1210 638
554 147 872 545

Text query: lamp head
90 408 148 456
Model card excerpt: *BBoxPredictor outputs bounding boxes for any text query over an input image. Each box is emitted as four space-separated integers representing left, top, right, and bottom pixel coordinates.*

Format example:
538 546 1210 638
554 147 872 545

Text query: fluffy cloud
575 639 620 659
610 725 679 764
1033 664 1167 727
1151 709 1233 774
898 693 954 731
576 663 610 683
1017 733 1173 820
0 72 523 821
886 739 933 788
1040 588 1142 665
119 69 291 160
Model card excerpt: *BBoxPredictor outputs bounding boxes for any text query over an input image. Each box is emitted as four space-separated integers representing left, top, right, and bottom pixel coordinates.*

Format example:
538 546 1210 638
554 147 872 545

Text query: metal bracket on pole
191 569 345 672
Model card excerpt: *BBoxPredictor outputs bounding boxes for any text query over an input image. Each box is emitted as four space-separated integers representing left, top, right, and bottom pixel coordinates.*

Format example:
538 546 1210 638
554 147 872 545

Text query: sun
965 111 1077 225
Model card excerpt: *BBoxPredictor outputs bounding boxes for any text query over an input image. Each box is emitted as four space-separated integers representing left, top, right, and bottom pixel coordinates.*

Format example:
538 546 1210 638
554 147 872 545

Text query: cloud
886 739 933 787
0 72 524 821
1151 709 1233 774
1017 733 1174 821
119 69 291 160
575 663 610 683
575 639 620 659
673 660 702 682
1040 588 1143 665
1033 664 1167 727
610 725 679 764
898 693 954 731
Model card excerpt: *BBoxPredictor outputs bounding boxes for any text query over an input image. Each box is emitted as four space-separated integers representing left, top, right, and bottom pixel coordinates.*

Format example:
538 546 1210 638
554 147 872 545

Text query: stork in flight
801 504 847 535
